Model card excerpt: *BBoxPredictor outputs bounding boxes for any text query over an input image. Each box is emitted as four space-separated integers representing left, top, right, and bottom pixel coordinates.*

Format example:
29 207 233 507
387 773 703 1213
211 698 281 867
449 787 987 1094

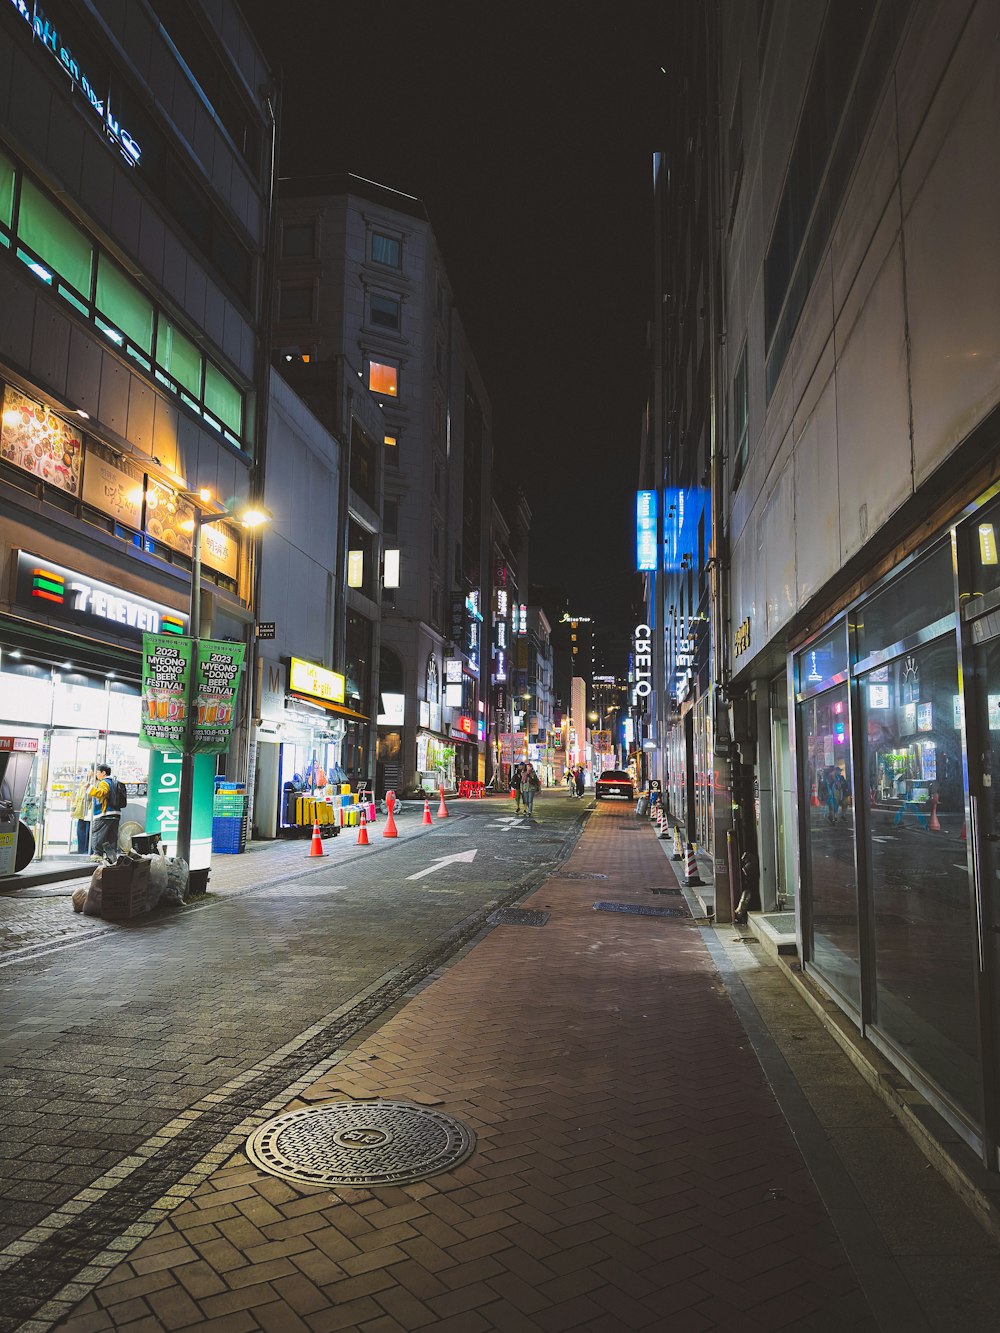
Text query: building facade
646 0 1000 1169
273 175 495 795
0 0 274 868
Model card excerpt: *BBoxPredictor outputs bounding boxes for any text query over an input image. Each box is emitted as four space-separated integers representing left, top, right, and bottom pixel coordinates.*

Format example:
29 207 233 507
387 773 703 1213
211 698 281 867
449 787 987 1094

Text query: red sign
0 736 39 752
458 716 474 734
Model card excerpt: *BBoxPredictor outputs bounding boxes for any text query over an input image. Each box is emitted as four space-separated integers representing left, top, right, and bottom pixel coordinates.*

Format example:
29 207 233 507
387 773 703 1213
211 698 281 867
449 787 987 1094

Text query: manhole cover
246 1100 476 1188
593 901 687 918
650 886 683 895
562 872 608 881
488 908 549 926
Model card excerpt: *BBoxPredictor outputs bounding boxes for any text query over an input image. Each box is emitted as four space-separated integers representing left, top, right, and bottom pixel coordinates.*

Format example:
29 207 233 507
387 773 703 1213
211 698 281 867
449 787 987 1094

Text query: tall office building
0 0 275 867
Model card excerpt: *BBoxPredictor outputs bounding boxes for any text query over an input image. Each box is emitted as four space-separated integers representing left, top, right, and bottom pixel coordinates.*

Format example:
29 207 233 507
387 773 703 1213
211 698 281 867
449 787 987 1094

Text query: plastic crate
212 816 245 854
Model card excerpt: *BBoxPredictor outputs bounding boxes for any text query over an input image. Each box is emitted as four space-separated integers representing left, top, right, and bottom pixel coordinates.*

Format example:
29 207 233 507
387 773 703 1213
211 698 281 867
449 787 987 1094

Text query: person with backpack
523 763 541 817
89 763 126 860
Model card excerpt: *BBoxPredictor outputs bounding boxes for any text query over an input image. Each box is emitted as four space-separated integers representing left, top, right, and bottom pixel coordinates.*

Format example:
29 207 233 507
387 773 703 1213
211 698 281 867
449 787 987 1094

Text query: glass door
971 626 1000 1162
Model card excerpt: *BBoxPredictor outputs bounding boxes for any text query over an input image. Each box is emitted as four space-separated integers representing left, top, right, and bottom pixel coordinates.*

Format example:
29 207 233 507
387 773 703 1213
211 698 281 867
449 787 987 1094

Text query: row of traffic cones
308 786 451 856
648 802 703 886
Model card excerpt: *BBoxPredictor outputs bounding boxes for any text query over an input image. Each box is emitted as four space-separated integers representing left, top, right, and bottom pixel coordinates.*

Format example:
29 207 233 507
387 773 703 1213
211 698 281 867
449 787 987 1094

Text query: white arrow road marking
407 849 479 881
487 818 525 830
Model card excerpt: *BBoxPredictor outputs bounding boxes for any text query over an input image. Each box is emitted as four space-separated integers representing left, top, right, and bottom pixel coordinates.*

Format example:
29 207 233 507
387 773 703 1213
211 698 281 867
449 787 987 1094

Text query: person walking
88 763 122 861
510 762 524 814
71 768 94 854
575 765 586 799
565 767 576 797
523 763 541 817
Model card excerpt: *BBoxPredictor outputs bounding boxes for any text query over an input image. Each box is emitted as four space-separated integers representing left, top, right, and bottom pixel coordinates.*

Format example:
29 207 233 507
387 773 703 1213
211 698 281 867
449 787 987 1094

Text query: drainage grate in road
246 1100 476 1188
593 901 687 918
650 887 683 896
562 872 608 881
488 907 550 927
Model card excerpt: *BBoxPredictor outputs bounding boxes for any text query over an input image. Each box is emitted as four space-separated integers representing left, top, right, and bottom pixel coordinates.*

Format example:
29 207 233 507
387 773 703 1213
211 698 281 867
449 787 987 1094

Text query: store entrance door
43 728 102 856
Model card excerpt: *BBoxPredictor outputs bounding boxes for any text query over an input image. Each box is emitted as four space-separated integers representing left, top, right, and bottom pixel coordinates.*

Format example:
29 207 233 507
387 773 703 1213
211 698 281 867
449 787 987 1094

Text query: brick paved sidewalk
57 803 876 1332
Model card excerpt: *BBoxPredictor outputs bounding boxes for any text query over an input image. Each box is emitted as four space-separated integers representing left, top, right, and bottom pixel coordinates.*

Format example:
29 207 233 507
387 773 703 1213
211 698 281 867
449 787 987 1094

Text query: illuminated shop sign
636 490 658 571
632 623 652 706
15 550 186 640
458 716 474 735
10 0 142 166
516 604 527 635
288 657 345 705
445 657 463 683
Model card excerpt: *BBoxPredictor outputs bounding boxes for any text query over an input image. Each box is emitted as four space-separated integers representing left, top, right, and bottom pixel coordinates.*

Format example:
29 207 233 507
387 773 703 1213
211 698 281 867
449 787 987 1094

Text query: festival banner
189 639 246 754
139 634 193 753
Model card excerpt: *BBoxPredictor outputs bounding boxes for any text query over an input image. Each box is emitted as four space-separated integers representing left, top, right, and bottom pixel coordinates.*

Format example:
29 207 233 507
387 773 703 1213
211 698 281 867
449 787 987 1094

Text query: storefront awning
288 692 369 722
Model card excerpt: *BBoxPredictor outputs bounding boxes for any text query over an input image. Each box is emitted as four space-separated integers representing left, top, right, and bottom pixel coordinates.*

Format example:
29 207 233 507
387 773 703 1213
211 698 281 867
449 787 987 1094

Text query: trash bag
83 859 130 915
163 855 189 904
636 795 649 817
72 886 87 913
147 850 170 909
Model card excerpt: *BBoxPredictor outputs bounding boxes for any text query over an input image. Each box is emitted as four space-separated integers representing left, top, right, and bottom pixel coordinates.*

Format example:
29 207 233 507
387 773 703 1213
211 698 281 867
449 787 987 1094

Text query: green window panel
203 361 243 435
0 150 14 230
17 178 93 295
156 317 203 398
96 256 154 353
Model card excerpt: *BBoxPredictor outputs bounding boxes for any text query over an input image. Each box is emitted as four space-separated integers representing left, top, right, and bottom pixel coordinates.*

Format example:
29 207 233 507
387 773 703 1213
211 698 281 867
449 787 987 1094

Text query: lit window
348 549 364 587
384 434 397 447
368 359 398 397
204 362 243 436
372 231 400 267
384 549 400 587
156 318 203 398
282 222 315 257
17 178 93 296
96 256 153 353
370 293 400 329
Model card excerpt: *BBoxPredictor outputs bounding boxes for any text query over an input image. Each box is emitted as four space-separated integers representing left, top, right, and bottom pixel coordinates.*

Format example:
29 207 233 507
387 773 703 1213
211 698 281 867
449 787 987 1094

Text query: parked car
595 769 634 801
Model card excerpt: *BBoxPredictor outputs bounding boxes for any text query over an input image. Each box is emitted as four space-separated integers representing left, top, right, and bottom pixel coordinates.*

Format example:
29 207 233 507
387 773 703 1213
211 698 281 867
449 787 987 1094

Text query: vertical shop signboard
139 634 193 753
191 640 246 754
146 749 215 870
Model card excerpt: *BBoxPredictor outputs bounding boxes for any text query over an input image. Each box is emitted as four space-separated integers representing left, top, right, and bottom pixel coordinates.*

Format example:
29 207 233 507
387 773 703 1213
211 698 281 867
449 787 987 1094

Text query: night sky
240 1 690 637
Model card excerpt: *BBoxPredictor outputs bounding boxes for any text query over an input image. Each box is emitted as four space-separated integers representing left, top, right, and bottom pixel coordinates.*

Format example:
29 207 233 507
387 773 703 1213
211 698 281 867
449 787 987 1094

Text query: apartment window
280 282 314 321
383 498 399 535
96 255 154 354
350 420 378 510
372 231 401 268
732 342 749 484
367 358 398 397
384 432 399 468
370 293 400 330
282 222 315 257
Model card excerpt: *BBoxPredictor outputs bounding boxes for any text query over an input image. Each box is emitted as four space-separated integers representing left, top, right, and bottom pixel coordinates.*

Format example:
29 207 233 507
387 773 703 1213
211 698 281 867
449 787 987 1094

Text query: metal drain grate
561 872 608 881
650 887 683 896
593 901 687 918
246 1101 476 1188
488 908 549 926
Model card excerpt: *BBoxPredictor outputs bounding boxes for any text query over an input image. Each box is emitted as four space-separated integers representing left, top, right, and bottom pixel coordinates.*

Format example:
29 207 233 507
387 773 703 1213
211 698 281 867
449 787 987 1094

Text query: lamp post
173 495 269 868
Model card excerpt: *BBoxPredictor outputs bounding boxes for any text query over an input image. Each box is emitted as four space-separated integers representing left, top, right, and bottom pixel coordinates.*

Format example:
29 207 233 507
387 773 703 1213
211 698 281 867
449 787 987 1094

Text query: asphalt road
0 796 593 1331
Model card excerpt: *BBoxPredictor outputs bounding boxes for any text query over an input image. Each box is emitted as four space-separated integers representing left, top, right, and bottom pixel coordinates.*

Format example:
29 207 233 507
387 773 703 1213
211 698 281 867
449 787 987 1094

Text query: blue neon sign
636 490 658 571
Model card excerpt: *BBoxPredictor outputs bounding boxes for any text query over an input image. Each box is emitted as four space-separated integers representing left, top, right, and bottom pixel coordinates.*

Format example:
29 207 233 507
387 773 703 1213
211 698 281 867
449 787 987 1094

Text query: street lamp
173 494 270 867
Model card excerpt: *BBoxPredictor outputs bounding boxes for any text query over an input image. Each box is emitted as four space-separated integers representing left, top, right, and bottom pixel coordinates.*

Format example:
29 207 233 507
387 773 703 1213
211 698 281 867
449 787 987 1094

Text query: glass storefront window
801 685 860 1006
797 622 848 695
859 636 979 1119
855 544 954 660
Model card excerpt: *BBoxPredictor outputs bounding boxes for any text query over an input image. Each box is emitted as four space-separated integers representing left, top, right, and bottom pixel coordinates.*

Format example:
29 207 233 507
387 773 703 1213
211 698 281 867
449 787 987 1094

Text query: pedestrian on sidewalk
71 768 94 854
88 764 121 861
565 767 576 797
575 764 586 798
523 763 541 817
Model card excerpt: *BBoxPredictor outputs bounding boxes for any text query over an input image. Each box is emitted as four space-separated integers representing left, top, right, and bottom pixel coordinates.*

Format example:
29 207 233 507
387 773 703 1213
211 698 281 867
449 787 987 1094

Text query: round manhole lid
245 1100 476 1188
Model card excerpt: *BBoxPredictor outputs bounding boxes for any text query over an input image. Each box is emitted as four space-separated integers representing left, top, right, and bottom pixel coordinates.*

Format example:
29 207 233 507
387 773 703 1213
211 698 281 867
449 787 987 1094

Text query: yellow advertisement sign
289 657 345 705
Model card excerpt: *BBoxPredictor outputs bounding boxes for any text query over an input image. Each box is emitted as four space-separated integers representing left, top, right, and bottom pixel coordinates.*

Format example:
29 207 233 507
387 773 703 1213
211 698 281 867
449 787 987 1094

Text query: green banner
140 633 193 753
190 639 246 754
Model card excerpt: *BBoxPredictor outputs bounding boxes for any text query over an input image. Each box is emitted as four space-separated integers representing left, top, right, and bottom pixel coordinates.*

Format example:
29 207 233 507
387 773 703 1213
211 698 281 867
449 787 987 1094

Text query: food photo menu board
0 385 82 495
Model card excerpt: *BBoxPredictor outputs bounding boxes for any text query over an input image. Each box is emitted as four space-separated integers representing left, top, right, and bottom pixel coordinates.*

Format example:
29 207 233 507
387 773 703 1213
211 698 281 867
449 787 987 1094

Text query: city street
0 796 587 1330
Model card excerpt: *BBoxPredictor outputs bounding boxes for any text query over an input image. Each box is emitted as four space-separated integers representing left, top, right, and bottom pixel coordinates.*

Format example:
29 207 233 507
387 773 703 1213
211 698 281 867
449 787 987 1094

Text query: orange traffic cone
438 785 449 818
383 792 398 838
422 799 433 825
658 810 671 839
810 783 820 808
928 794 942 832
357 812 370 846
308 821 324 857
